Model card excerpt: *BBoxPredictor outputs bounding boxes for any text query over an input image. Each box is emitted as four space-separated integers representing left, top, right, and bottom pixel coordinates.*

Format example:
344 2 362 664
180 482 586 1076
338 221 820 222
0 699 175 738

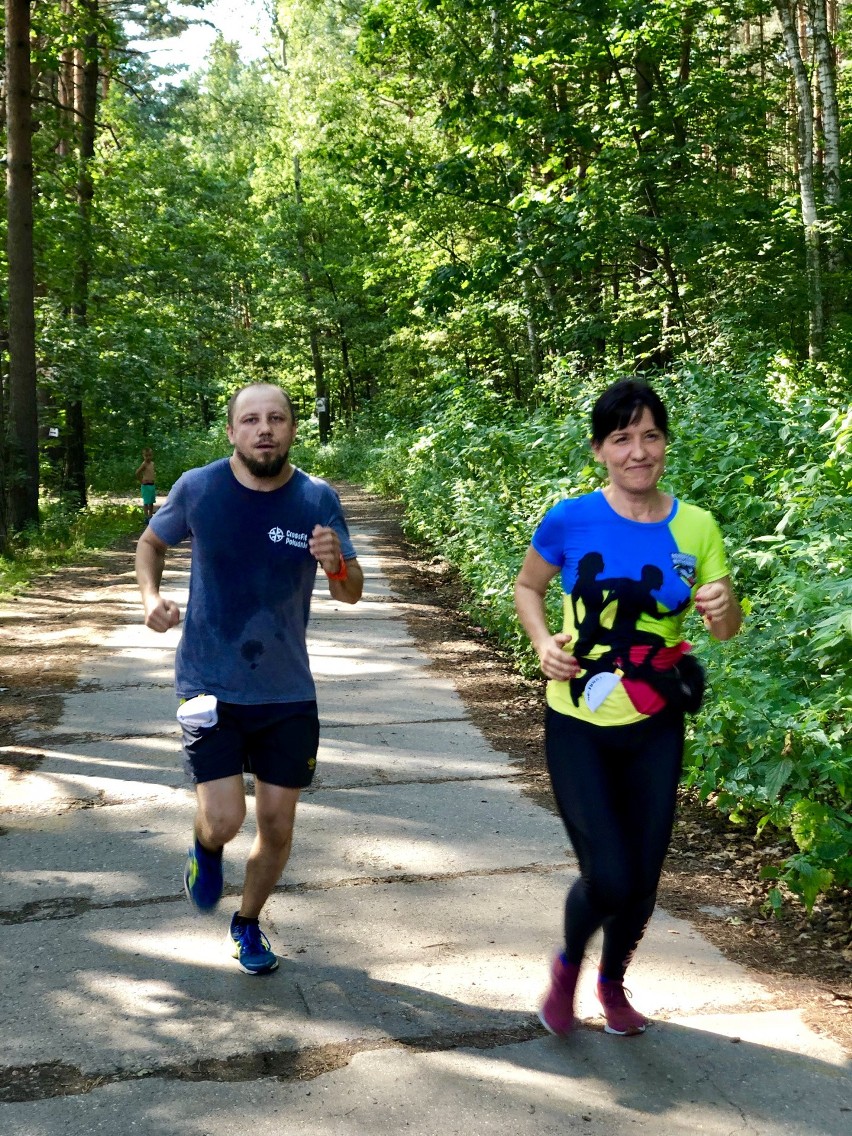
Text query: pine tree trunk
5 0 40 538
65 11 99 508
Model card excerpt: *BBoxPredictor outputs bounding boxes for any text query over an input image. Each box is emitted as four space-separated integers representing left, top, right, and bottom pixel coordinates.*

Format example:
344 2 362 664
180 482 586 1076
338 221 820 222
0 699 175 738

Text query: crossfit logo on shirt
285 529 309 549
268 527 309 548
671 552 697 587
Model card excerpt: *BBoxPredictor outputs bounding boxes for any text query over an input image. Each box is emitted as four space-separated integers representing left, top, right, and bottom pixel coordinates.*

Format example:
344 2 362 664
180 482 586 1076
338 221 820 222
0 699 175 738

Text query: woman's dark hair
590 380 669 445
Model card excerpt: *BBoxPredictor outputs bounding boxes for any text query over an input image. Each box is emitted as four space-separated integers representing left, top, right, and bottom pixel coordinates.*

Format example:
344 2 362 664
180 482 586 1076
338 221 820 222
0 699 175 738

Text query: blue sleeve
148 474 191 546
323 486 357 560
531 502 567 568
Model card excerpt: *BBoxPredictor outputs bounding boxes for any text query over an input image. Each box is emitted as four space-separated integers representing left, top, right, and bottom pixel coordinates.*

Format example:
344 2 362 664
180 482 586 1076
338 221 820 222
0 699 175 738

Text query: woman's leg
546 708 684 972
597 709 684 979
546 709 632 965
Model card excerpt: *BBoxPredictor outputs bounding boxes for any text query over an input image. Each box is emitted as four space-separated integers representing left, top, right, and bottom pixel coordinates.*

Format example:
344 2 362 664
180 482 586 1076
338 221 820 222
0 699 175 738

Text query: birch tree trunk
4 0 40 540
777 0 824 359
811 0 841 271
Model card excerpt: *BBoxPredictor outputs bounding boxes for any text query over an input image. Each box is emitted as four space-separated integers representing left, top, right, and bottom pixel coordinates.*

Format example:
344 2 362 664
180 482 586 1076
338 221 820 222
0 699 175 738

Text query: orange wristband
325 554 348 581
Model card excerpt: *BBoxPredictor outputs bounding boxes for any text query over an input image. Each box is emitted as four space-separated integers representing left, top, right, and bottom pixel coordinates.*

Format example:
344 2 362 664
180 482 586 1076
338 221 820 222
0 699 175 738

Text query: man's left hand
308 525 341 573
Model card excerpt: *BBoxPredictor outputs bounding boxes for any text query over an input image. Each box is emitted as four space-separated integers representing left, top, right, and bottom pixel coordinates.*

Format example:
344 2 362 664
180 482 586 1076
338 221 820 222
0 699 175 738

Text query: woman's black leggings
545 705 684 981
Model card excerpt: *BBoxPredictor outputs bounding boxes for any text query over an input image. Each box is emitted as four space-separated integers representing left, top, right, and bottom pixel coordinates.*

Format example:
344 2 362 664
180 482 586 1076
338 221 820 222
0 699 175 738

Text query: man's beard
235 446 289 479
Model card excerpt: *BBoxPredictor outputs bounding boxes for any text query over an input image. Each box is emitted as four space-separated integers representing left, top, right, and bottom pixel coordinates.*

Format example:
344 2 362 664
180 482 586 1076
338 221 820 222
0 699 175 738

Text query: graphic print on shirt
671 552 698 587
567 551 690 711
531 493 729 725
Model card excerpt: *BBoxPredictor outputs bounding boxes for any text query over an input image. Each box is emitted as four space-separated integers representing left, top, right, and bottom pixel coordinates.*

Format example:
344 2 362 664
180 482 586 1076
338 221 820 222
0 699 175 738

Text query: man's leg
227 704 315 972
184 774 245 911
195 774 247 851
239 780 301 918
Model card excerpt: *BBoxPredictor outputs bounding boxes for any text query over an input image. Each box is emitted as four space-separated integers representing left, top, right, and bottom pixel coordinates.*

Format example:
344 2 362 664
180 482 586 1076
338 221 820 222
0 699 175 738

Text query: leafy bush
309 358 851 910
0 501 141 596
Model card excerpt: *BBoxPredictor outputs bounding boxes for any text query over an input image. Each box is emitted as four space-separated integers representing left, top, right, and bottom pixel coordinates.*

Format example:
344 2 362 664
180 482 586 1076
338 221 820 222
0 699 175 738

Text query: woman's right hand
536 632 581 681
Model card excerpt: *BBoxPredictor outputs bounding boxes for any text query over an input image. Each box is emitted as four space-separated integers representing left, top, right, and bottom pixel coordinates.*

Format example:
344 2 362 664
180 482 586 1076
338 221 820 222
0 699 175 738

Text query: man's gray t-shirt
149 459 356 704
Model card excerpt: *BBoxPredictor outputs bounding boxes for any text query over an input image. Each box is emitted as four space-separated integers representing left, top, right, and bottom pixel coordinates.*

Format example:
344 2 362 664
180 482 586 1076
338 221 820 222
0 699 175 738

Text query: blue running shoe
229 913 279 974
183 840 224 911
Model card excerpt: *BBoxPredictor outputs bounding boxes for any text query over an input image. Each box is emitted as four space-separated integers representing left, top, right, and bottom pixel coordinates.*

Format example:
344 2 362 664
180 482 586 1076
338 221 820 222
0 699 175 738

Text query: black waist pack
640 653 707 715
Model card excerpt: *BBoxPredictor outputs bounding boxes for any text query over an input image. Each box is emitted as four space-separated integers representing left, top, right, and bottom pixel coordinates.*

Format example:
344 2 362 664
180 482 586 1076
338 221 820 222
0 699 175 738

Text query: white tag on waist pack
176 694 218 729
584 672 622 713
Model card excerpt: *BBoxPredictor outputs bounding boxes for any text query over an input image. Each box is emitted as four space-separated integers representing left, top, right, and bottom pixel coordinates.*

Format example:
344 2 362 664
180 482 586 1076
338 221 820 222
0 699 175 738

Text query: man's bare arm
328 558 364 604
135 527 181 631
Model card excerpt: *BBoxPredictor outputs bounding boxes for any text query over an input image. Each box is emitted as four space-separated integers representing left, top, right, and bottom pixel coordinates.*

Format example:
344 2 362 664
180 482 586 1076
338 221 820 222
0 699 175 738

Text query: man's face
227 387 297 479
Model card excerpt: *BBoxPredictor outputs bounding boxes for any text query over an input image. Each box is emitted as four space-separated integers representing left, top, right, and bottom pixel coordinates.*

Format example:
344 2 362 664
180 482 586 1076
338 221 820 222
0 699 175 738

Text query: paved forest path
0 490 849 1135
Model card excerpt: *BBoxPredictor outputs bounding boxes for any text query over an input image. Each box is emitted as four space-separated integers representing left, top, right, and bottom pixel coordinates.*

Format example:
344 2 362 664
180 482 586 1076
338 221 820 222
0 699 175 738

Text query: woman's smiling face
592 406 667 496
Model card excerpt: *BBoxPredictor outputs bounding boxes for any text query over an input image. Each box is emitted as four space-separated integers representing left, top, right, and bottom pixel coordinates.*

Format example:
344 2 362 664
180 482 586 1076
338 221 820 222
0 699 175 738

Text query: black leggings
545 705 684 981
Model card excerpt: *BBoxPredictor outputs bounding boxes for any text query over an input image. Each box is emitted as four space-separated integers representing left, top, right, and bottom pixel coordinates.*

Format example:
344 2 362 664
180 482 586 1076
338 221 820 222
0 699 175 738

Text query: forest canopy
0 0 850 907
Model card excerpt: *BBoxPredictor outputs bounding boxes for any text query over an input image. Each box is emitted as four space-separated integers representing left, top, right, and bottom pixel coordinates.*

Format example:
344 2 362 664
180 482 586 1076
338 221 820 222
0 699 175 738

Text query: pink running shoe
539 954 580 1036
596 976 648 1035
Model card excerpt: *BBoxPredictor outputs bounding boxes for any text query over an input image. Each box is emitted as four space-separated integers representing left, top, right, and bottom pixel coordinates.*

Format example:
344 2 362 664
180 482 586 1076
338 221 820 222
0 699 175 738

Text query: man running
135 383 363 973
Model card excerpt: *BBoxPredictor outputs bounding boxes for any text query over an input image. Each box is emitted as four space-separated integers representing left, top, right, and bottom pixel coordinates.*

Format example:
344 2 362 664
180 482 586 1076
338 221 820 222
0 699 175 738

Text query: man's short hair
227 383 297 427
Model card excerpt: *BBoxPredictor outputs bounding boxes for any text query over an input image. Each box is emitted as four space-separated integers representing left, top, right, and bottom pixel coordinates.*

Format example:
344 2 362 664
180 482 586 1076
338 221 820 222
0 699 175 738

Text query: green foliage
0 501 141 597
310 356 850 911
87 427 229 495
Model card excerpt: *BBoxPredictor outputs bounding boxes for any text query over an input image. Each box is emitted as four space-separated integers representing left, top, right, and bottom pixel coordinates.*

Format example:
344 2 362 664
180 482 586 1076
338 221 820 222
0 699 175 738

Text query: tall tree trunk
811 0 842 272
0 308 8 549
599 35 690 365
322 270 357 415
65 10 99 508
633 45 671 367
5 0 40 541
58 0 75 159
279 31 329 439
293 155 329 443
516 226 542 382
493 7 543 388
778 1 824 359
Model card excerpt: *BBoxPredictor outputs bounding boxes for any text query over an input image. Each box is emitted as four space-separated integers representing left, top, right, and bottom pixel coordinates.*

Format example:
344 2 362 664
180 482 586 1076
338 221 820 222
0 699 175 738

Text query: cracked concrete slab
0 521 849 1135
0 776 570 910
0 872 786 1077
0 1024 848 1135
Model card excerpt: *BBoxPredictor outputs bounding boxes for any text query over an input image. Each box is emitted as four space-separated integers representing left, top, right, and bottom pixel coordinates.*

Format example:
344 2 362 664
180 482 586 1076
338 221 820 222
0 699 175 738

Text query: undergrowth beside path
0 499 141 597
301 362 852 914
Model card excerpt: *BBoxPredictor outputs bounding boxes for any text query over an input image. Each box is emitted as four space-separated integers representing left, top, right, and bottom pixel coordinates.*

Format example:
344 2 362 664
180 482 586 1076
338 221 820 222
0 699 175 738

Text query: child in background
135 448 156 522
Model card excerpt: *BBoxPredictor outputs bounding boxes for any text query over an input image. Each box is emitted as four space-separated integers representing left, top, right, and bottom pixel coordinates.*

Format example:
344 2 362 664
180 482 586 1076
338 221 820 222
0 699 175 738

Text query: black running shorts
180 700 319 789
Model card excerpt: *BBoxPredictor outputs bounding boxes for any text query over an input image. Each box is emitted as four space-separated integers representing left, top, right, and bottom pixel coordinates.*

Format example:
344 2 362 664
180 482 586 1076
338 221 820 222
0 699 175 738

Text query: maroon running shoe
596 976 648 1035
539 954 580 1036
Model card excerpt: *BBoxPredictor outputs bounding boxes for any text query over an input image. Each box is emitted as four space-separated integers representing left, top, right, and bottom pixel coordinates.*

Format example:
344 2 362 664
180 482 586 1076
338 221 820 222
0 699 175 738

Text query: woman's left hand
694 577 742 641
